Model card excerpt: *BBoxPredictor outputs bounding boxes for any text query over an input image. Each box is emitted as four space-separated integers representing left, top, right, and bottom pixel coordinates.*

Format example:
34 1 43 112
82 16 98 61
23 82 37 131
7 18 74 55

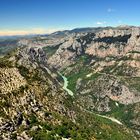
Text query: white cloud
107 8 115 12
96 21 107 25
0 27 62 36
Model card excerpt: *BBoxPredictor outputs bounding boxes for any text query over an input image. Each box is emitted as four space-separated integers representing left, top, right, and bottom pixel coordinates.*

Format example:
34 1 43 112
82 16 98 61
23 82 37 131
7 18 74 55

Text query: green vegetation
113 65 135 76
0 57 13 67
63 55 99 92
16 65 30 79
101 65 117 74
11 133 17 140
103 101 134 126
67 69 101 93
43 44 61 58
16 65 43 83
0 39 18 56
30 114 38 125
32 131 57 140
29 112 91 140
128 50 140 54
29 110 135 140
124 77 140 92
67 66 91 92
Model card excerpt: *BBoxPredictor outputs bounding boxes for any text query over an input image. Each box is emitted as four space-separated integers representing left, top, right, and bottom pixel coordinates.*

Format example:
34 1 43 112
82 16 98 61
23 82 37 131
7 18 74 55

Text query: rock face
0 47 74 139
0 68 26 94
17 46 47 69
45 27 139 71
75 74 140 113
47 33 95 69
95 75 140 104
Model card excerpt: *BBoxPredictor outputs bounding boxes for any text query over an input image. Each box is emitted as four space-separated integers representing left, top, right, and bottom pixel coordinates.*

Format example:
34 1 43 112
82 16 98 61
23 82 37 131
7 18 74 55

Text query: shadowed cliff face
44 27 140 71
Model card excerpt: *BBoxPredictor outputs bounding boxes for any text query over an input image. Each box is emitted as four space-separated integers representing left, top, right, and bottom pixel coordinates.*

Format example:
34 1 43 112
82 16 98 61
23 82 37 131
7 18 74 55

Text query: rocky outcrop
74 74 140 114
95 75 140 104
17 46 47 69
46 27 140 71
0 47 76 139
0 68 26 94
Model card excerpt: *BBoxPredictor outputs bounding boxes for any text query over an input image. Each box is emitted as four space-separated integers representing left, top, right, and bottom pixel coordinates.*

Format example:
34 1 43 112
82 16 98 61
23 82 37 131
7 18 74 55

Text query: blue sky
0 0 140 35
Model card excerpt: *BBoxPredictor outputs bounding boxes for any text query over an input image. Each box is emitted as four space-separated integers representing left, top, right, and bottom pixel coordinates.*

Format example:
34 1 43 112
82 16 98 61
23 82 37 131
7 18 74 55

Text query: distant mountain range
0 25 136 40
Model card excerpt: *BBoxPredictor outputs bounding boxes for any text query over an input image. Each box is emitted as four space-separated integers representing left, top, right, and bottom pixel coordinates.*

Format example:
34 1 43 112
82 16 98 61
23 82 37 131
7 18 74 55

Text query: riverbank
59 72 123 125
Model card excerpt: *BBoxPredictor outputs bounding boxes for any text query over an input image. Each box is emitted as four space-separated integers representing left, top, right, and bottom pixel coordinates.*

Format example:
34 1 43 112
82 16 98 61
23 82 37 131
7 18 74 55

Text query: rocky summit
0 26 140 140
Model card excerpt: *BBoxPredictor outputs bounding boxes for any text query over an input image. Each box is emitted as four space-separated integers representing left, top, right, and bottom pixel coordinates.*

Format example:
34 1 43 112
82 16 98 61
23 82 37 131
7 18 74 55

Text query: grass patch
123 77 140 92
67 67 91 92
43 43 62 58
0 57 13 68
